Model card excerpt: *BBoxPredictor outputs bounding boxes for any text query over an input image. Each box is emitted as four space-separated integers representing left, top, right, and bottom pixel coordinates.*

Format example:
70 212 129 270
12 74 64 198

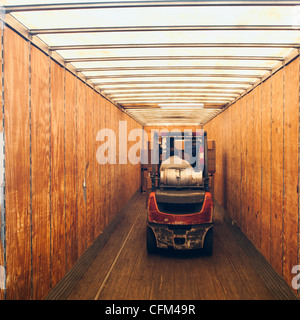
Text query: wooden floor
67 193 277 300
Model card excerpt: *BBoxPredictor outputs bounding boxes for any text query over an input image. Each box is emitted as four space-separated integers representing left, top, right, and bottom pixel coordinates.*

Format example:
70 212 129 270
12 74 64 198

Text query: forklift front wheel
203 228 213 255
146 226 157 254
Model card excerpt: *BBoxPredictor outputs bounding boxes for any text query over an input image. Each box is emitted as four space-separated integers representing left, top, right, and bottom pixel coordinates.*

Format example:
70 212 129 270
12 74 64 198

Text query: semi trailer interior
0 0 300 301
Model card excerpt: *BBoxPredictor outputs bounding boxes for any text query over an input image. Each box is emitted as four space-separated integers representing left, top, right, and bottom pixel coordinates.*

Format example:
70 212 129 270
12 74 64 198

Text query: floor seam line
93 204 143 300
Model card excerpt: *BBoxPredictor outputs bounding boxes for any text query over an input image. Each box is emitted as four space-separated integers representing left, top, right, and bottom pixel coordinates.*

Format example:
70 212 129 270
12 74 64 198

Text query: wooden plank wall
261 79 272 262
86 86 95 249
253 85 262 248
50 59 65 290
283 60 300 290
31 45 51 300
2 27 142 300
204 57 300 297
65 70 78 272
0 27 4 301
271 69 284 275
4 28 31 300
93 91 101 239
76 79 87 260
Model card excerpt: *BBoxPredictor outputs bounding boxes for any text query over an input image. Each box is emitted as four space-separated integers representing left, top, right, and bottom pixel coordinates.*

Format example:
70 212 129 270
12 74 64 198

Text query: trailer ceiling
2 1 300 126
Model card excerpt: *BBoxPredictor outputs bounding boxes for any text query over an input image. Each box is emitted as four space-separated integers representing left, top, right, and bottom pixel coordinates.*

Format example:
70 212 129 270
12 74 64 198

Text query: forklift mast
150 129 209 192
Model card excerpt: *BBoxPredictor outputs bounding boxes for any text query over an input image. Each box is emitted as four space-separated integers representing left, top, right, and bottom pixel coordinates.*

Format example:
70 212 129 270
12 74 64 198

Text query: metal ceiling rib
76 66 272 72
3 1 300 126
86 74 263 79
4 1 300 12
93 80 255 85
50 43 300 50
28 25 300 34
109 92 239 97
65 56 285 62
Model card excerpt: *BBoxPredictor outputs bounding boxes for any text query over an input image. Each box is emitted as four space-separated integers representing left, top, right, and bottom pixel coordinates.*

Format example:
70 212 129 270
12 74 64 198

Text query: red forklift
146 130 214 255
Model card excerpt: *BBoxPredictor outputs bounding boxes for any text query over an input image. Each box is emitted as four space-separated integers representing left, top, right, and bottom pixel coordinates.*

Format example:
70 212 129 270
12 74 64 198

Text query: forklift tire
146 226 157 254
203 228 213 255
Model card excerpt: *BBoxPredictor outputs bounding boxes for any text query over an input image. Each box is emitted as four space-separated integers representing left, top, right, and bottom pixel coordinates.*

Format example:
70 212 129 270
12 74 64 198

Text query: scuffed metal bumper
148 222 213 250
